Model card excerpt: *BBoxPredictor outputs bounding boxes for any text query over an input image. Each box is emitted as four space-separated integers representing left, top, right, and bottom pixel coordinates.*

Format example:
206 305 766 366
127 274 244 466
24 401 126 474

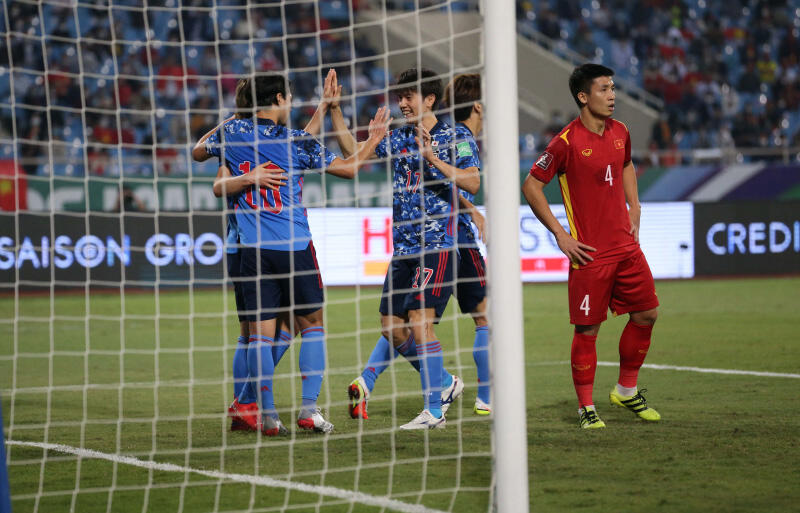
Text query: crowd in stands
2 0 798 178
1 0 387 177
517 0 800 161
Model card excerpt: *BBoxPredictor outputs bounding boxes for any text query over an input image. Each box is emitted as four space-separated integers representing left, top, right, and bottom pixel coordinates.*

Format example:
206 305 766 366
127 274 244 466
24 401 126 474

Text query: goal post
483 1 530 511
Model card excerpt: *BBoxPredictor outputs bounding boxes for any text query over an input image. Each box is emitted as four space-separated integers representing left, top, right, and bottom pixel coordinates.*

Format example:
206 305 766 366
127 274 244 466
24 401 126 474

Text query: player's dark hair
569 63 615 108
395 68 443 109
234 73 289 117
442 73 481 122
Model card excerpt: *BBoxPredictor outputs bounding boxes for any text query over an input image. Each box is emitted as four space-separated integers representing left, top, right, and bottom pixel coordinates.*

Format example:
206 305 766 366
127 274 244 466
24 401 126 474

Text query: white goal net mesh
0 1 503 512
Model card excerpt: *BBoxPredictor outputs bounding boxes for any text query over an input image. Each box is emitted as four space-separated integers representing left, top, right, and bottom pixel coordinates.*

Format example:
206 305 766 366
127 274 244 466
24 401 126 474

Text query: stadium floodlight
0 0 528 511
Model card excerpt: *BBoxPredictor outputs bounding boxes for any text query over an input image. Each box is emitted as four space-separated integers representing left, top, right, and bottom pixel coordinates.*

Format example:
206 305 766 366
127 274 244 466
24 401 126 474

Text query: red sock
618 321 653 388
571 331 597 408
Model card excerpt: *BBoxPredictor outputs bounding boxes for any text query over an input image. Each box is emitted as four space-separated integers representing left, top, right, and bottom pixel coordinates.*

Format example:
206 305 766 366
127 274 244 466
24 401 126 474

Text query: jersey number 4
240 161 283 214
604 164 613 187
412 267 434 289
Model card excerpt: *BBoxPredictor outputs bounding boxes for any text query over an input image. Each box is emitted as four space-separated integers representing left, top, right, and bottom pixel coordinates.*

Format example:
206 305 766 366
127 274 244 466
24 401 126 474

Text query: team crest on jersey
535 152 553 170
581 148 592 157
614 139 625 149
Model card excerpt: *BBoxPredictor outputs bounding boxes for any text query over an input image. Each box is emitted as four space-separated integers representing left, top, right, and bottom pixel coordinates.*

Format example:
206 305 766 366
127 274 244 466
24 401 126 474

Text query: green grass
2 277 799 512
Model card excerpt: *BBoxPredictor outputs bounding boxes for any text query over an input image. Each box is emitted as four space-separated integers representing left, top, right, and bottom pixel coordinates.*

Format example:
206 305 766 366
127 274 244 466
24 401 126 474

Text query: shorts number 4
580 294 590 316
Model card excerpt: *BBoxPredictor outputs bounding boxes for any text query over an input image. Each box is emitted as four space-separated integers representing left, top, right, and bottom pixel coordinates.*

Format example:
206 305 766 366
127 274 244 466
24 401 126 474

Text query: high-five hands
368 106 392 141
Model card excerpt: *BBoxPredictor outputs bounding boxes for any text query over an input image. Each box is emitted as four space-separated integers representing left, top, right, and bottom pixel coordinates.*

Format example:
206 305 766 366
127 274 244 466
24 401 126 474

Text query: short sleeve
374 132 390 159
205 130 221 158
624 129 632 164
295 131 337 170
529 135 567 184
454 138 481 170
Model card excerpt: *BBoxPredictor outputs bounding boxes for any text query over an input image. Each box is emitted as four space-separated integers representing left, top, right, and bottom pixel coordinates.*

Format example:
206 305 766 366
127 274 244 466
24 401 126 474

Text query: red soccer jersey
530 117 638 268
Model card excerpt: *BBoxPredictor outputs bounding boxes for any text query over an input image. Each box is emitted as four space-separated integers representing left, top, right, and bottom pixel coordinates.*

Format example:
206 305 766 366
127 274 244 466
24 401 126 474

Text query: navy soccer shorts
239 242 324 321
455 245 487 314
379 249 455 320
226 250 247 323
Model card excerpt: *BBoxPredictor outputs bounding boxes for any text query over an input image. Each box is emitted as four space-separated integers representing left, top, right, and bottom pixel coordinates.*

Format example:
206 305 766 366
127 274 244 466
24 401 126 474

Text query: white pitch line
6 441 446 513
531 360 800 379
609 361 800 379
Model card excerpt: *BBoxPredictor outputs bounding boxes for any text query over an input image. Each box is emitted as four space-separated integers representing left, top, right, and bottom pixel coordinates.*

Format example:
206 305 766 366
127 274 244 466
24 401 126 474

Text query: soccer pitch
2 277 799 512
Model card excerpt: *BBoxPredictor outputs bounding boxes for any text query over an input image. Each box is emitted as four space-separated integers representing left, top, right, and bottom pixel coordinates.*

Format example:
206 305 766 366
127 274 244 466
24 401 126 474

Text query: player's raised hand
415 124 434 162
321 69 342 110
555 232 596 266
250 161 288 191
368 106 392 141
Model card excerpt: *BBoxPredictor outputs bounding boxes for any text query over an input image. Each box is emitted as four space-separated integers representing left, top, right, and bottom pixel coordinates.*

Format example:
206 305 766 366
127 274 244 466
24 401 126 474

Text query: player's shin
571 331 598 408
618 320 653 391
361 335 393 391
272 330 293 366
417 339 444 417
248 335 277 419
473 325 490 403
397 333 453 387
233 335 249 400
299 326 326 417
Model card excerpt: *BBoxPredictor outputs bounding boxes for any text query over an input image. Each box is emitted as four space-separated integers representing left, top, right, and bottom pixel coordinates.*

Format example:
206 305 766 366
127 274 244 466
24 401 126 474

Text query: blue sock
247 334 277 419
395 334 420 372
418 340 443 418
361 335 393 392
272 330 292 366
299 326 326 417
233 335 249 400
473 326 490 403
396 335 452 386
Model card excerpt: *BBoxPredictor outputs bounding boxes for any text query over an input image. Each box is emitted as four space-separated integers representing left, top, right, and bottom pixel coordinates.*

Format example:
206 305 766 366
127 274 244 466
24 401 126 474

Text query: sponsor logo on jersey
614 138 625 149
457 141 473 157
535 152 553 170
581 148 592 157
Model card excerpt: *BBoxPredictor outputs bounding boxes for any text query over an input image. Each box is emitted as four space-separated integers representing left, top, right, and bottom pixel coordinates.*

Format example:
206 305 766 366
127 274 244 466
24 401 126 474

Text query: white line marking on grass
531 360 800 379
605 361 800 379
6 441 446 513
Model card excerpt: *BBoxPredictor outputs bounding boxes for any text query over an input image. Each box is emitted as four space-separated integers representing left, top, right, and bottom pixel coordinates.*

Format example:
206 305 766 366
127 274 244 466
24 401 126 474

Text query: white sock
616 384 637 397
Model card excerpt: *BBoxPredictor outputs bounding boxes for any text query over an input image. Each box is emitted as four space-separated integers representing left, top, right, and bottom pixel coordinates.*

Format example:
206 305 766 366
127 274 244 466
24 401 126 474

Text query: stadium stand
1 0 798 201
516 0 800 158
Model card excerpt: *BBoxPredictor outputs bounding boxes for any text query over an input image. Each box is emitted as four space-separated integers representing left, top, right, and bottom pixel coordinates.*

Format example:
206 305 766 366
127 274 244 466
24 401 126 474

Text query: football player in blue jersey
194 70 352 433
442 74 491 416
334 70 491 422
327 68 479 429
193 72 391 435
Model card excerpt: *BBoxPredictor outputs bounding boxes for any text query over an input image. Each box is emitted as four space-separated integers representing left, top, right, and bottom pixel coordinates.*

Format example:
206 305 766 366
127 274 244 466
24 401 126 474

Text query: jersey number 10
240 161 283 214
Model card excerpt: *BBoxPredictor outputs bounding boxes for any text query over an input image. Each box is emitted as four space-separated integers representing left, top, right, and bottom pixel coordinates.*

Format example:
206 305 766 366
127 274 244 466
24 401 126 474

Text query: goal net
0 1 525 512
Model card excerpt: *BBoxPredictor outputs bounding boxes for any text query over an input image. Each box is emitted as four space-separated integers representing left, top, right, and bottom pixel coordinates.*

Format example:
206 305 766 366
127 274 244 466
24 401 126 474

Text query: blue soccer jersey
375 121 458 255
206 118 336 251
224 194 240 255
453 122 482 246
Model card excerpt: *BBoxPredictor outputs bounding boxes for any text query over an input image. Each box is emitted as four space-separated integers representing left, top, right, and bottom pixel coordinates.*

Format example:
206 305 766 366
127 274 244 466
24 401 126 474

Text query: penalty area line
5 440 446 513
530 360 800 379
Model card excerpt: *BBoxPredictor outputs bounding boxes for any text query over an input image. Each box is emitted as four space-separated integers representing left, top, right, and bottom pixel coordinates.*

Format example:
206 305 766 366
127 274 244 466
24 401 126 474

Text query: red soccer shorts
567 248 659 325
